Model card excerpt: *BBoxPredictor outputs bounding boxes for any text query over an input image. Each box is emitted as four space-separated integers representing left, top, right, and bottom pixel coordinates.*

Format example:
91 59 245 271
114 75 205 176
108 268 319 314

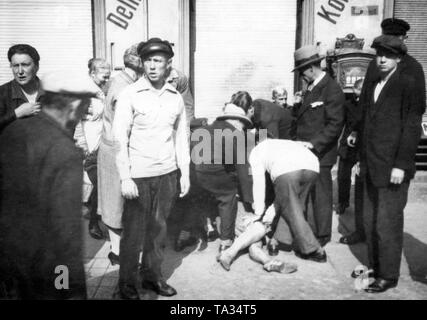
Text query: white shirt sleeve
249 148 266 216
174 97 190 178
112 89 134 181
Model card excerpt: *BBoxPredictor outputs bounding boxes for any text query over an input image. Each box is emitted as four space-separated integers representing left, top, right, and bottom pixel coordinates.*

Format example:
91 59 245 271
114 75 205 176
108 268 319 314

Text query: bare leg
218 222 267 270
248 241 270 265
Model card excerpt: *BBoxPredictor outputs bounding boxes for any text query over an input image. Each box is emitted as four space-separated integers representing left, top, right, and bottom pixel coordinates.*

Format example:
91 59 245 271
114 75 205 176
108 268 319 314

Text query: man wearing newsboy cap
355 35 425 293
291 45 345 252
113 38 189 299
358 19 426 138
0 72 99 299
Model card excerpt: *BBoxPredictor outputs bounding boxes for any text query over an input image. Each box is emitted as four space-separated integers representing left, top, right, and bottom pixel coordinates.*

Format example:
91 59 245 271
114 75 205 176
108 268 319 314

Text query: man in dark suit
252 98 294 139
0 72 100 299
358 35 425 293
337 79 365 245
363 18 426 115
292 45 345 247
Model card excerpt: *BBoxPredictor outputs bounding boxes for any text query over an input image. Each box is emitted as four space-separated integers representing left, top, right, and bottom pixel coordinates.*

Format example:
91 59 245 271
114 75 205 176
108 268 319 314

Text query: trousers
119 170 178 286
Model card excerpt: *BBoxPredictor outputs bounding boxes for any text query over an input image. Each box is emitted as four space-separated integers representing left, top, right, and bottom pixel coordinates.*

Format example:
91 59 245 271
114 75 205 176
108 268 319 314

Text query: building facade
0 0 425 120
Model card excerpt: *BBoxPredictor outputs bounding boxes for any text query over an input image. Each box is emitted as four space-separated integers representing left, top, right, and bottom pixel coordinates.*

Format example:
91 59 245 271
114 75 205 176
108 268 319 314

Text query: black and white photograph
0 0 426 305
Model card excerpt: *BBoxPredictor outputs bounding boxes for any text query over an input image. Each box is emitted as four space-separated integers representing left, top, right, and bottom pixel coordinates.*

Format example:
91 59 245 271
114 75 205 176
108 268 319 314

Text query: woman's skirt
97 139 123 229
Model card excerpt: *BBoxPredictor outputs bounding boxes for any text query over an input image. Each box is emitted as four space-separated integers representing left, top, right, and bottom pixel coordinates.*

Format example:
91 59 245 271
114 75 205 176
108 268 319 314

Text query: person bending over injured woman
218 136 327 272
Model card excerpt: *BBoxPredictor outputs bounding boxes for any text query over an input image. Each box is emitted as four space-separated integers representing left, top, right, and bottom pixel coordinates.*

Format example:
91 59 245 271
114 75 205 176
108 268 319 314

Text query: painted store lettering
317 0 349 25
107 0 142 30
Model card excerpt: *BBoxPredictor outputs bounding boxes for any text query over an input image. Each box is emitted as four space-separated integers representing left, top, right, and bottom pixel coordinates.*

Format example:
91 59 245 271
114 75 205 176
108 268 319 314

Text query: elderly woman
97 44 143 265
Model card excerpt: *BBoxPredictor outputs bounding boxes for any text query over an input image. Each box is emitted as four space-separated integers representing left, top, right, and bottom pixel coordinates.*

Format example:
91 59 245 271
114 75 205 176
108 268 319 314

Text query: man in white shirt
218 137 326 269
113 38 190 299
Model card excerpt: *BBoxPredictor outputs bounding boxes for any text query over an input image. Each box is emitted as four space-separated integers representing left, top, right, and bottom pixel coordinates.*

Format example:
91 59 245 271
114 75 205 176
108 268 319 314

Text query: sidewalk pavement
83 172 427 300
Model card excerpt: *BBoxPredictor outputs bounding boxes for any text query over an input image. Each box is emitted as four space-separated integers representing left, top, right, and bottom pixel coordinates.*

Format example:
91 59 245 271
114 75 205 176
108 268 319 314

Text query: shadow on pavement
403 232 427 285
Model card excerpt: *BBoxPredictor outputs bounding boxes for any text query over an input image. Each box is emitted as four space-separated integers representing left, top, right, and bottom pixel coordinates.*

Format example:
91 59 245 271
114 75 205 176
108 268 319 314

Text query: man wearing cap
98 43 144 267
0 44 43 132
0 72 99 299
113 38 189 299
362 18 425 121
356 35 424 293
292 45 345 247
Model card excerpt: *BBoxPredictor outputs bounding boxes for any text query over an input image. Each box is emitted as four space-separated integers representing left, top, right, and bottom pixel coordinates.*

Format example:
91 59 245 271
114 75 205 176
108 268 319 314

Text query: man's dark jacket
294 73 345 166
338 95 362 161
0 79 43 132
363 54 426 116
193 119 253 203
252 99 294 139
0 112 86 299
359 67 425 187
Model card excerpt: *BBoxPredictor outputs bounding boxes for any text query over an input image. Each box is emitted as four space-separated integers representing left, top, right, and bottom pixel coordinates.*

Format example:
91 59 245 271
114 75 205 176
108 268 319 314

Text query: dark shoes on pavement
89 221 104 240
207 230 219 242
174 236 198 252
141 279 177 297
267 241 279 256
119 283 139 300
339 232 365 245
336 203 348 215
108 252 120 265
365 278 398 293
295 250 327 263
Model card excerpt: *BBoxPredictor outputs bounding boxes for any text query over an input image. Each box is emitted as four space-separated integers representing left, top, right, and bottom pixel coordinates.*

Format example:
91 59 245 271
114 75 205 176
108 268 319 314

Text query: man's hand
14 102 41 118
121 179 139 199
347 132 357 147
297 141 314 149
179 174 190 198
293 91 303 104
390 168 405 185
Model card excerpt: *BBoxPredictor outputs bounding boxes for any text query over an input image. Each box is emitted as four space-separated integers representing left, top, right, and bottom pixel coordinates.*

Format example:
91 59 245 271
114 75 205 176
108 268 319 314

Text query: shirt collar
135 75 178 95
11 77 45 101
379 66 397 84
312 71 326 88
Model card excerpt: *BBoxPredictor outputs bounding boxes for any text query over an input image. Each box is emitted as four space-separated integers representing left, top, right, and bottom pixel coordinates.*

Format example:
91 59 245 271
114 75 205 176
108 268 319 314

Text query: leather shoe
119 283 139 300
295 250 327 263
216 243 232 261
174 236 198 252
207 230 219 242
365 278 398 293
267 241 279 256
108 252 120 265
339 232 365 245
141 279 177 297
89 222 104 240
336 203 348 215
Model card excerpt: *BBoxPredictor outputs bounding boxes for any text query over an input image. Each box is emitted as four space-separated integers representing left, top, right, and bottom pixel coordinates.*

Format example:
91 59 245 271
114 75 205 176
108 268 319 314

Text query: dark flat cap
381 18 410 36
137 38 174 59
371 35 407 55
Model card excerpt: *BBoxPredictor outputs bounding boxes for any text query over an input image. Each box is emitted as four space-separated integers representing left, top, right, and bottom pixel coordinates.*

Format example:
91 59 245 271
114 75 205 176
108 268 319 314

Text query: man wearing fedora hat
0 72 99 299
193 91 254 256
292 45 345 248
113 37 190 299
355 35 424 293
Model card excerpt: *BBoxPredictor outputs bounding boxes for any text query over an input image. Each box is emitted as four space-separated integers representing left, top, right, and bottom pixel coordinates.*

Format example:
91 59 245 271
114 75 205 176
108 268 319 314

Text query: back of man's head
8 44 40 67
123 43 142 71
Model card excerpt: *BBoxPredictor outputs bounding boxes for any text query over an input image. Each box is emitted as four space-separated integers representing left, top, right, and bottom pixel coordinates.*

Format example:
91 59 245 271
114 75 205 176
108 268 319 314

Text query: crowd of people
0 17 425 299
